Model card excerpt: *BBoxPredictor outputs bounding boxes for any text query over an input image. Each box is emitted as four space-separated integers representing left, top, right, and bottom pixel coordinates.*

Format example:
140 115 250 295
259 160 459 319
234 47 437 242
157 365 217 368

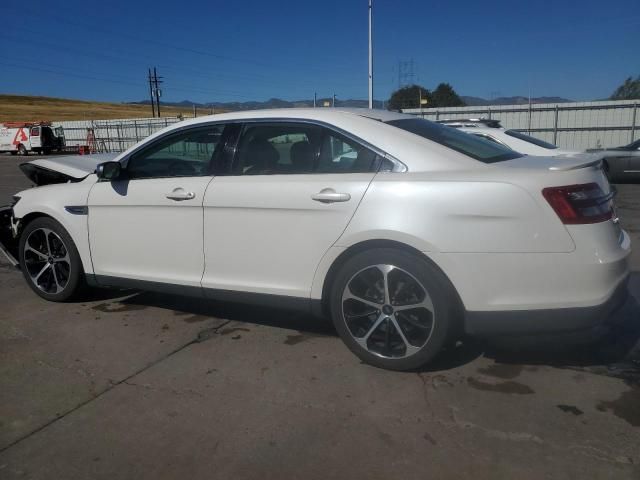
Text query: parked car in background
0 109 630 371
0 122 65 156
437 118 579 156
587 139 640 183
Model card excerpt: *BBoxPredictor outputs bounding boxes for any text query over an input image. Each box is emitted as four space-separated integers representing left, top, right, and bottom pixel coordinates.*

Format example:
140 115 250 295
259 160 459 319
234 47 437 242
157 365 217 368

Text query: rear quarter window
386 118 522 164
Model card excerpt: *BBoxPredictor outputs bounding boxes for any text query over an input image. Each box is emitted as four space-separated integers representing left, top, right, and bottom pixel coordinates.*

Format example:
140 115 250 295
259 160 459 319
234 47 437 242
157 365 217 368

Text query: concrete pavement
0 153 639 479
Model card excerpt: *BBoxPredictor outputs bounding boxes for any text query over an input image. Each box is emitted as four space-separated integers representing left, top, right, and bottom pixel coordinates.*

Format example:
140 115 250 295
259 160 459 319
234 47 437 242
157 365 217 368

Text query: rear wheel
329 248 459 371
17 144 28 156
19 217 85 302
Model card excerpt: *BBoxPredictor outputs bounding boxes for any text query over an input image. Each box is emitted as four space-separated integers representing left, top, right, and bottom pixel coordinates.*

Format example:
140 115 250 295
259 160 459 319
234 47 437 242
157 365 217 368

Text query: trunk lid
500 152 604 172
20 153 118 185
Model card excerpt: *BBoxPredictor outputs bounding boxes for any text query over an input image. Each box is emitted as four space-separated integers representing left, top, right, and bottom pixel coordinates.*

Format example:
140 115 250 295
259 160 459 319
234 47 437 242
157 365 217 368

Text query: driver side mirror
96 161 122 181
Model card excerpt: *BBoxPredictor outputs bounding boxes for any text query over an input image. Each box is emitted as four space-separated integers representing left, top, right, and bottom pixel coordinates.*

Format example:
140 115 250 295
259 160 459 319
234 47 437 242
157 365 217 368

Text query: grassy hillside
0 95 210 122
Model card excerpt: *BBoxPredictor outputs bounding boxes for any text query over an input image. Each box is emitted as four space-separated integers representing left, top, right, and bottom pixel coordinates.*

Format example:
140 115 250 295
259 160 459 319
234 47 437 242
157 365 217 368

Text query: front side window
126 125 225 179
386 118 521 164
232 123 384 175
504 130 558 149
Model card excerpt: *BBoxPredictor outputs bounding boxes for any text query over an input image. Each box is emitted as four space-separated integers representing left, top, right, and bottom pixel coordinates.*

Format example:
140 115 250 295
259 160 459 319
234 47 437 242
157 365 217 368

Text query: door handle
166 188 196 201
311 188 351 204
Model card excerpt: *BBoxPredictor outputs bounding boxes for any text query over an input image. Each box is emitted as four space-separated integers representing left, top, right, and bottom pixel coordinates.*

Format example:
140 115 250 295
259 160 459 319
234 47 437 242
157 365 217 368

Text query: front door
88 125 225 287
201 122 383 298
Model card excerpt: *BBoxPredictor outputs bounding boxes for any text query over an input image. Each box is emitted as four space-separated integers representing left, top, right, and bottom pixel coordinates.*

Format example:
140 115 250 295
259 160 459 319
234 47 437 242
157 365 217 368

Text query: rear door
29 127 41 150
201 121 384 298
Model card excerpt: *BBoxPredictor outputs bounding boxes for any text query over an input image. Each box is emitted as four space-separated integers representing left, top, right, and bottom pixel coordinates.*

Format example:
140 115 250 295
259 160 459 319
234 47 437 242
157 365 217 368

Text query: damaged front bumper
0 206 19 267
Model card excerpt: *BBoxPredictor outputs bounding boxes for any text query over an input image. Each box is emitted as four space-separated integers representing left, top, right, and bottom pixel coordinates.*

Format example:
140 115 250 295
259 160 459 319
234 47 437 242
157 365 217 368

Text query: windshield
504 130 558 149
386 118 522 164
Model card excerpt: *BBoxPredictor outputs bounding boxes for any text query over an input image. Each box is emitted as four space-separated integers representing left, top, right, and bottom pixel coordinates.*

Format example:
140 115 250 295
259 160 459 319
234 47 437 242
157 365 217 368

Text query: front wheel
329 248 459 371
19 217 85 302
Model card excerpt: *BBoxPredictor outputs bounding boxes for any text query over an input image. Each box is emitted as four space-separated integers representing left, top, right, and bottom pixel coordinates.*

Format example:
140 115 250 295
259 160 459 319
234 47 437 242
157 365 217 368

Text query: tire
17 144 28 156
19 217 85 302
329 248 459 371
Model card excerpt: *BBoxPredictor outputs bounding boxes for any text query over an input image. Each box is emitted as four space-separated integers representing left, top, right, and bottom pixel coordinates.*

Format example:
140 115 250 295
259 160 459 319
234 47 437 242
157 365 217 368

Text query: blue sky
0 0 638 104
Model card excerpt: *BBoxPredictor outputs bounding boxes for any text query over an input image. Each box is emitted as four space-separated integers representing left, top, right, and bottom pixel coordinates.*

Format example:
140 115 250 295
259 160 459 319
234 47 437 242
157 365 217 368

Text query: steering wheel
167 160 197 176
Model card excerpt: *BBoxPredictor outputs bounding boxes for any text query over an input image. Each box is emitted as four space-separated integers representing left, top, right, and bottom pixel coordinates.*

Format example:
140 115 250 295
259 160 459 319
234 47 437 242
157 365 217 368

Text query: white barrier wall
403 99 639 150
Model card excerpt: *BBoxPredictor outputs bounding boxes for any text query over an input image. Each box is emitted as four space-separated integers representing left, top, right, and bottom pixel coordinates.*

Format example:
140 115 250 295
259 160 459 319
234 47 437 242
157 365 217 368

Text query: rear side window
504 130 558 149
317 130 381 173
232 123 384 175
233 123 322 175
386 118 522 163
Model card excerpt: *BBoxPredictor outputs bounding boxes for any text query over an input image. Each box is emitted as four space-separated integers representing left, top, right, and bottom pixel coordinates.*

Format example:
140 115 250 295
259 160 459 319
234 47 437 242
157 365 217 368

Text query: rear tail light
542 183 614 224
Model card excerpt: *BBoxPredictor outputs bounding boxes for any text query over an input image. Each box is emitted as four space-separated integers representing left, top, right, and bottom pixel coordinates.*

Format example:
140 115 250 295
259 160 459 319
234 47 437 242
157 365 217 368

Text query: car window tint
504 130 558 149
386 118 522 164
317 131 380 173
127 125 224 179
234 123 322 175
233 123 384 175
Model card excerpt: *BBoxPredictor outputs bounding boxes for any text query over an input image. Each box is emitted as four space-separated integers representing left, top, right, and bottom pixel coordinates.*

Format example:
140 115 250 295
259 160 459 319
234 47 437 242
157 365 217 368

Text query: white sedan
0 109 631 370
437 118 580 156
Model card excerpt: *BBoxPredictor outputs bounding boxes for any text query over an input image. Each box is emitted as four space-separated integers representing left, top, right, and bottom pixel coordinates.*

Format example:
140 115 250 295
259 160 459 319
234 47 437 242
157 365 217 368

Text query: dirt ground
0 153 639 479
0 95 207 122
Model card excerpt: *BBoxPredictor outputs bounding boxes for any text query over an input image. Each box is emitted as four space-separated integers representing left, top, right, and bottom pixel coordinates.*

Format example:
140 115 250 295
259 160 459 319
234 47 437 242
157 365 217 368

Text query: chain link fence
53 117 182 153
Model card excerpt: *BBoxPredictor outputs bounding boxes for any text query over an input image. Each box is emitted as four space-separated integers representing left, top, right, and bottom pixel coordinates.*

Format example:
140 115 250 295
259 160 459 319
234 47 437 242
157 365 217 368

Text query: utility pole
148 68 156 117
368 0 373 109
153 67 163 118
332 93 336 107
313 92 317 108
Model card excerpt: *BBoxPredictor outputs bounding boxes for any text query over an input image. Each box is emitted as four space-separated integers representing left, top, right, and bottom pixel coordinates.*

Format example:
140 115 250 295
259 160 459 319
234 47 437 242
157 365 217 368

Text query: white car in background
437 118 580 156
0 109 631 371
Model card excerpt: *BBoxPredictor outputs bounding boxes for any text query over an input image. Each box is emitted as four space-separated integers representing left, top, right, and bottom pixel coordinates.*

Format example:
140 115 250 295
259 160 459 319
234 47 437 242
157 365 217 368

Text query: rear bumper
464 275 630 336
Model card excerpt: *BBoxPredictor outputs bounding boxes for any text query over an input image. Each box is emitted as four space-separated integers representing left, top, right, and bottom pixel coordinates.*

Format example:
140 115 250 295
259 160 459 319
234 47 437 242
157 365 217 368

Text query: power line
0 62 261 100
0 31 363 94
3 4 352 75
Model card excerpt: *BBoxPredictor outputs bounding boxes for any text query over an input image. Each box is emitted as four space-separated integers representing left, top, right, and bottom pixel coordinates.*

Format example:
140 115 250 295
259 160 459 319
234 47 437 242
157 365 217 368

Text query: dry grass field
0 94 210 122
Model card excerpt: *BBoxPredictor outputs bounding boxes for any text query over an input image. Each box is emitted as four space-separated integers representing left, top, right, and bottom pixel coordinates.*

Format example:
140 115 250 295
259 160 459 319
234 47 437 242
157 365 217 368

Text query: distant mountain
130 95 573 111
131 98 386 111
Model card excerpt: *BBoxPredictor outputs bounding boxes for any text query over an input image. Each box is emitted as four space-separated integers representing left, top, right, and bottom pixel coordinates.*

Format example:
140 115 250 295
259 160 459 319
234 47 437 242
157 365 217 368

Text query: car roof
178 107 414 125
116 108 481 172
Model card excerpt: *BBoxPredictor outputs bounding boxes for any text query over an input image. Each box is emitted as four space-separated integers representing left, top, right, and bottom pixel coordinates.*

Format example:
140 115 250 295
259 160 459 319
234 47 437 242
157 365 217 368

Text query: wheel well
319 239 465 322
17 212 49 235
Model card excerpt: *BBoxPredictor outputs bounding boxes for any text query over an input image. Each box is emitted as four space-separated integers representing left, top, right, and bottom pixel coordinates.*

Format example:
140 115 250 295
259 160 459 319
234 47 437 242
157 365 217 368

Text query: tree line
385 75 639 111
387 83 464 110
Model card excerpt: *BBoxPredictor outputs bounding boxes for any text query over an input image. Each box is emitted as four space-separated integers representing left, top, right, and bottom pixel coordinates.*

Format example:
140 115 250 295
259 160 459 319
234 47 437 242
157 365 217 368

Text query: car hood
20 153 118 185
